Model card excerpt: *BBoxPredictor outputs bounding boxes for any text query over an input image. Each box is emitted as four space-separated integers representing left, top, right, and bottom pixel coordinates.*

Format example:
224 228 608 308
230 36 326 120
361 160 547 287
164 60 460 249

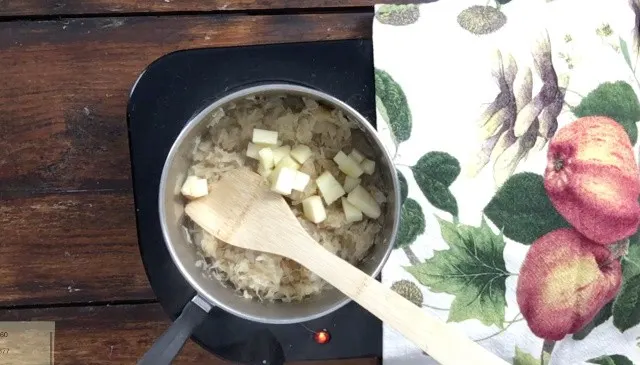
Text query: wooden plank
0 303 379 364
0 192 153 306
0 0 417 17
0 13 371 195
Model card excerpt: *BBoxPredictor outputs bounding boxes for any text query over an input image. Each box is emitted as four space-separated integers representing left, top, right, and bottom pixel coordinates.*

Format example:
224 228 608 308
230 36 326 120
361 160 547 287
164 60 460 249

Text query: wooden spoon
185 168 508 365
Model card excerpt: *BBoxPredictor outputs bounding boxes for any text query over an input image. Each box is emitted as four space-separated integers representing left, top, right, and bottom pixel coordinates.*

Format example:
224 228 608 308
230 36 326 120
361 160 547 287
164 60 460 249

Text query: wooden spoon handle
293 239 509 365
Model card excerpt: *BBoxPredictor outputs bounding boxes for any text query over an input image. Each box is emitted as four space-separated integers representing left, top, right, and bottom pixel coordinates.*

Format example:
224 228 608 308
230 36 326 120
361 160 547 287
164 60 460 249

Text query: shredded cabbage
185 94 386 302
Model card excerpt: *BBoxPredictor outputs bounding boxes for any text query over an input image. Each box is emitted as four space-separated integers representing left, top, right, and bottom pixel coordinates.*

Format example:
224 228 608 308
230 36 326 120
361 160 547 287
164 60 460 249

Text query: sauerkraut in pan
181 94 387 302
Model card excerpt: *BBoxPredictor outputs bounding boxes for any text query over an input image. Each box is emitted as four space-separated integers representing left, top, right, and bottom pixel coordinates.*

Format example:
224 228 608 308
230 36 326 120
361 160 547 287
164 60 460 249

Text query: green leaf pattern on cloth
395 198 425 249
513 347 549 365
612 274 640 332
406 217 509 328
484 172 570 244
620 37 634 71
411 152 460 217
613 233 640 332
572 81 640 144
587 355 634 365
397 169 408 204
374 68 412 144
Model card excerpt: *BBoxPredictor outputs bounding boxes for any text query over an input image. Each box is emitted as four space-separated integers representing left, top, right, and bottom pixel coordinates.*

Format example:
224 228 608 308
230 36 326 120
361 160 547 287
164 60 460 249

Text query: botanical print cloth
373 0 640 364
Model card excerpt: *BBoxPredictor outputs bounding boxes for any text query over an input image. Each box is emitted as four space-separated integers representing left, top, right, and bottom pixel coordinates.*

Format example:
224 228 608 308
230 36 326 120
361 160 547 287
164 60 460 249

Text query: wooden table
0 1 421 364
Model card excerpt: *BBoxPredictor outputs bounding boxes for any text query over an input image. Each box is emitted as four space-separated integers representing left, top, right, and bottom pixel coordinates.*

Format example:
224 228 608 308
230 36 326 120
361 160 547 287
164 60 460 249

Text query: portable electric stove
127 39 382 364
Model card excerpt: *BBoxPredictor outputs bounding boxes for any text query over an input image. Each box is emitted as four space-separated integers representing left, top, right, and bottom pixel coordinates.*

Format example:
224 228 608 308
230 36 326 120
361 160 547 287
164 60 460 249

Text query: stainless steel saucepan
138 84 401 364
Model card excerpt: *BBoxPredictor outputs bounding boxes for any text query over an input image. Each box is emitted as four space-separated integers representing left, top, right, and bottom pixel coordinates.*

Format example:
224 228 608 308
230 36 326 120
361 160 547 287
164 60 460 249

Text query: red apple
544 116 640 244
516 228 622 340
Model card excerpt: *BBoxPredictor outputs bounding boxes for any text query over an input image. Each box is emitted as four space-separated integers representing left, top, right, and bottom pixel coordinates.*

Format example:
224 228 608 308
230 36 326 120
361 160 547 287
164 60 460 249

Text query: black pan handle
138 295 212 365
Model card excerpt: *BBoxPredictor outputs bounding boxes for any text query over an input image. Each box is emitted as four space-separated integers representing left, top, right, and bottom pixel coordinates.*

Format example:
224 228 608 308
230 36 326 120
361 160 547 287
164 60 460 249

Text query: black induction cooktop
126 39 382 364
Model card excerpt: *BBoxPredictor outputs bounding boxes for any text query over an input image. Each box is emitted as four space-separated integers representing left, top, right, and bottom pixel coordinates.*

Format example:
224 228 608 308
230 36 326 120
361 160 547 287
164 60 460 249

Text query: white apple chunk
258 147 274 170
315 171 346 205
341 197 363 223
272 145 291 164
302 195 327 223
181 176 209 199
270 167 297 195
349 149 365 164
292 171 310 192
333 150 364 178
290 145 312 164
275 155 300 171
270 155 301 183
252 128 278 146
347 185 381 219
246 143 261 160
361 159 375 175
343 176 360 193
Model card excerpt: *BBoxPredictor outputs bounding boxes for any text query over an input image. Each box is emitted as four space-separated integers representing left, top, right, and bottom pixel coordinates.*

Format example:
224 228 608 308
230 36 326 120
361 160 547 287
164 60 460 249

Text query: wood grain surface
0 0 419 17
0 12 370 306
0 7 384 364
0 303 380 364
0 192 153 306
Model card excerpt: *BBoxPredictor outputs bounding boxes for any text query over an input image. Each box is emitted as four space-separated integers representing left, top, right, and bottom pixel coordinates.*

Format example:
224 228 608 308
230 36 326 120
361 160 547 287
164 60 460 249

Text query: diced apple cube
292 171 311 192
316 171 346 205
181 176 209 199
333 150 364 178
349 149 366 164
246 143 261 160
276 155 300 171
343 176 361 193
270 155 301 183
361 159 376 175
302 195 327 223
347 185 381 219
290 145 312 164
272 145 291 165
252 128 278 146
342 197 363 223
271 167 297 195
258 147 274 169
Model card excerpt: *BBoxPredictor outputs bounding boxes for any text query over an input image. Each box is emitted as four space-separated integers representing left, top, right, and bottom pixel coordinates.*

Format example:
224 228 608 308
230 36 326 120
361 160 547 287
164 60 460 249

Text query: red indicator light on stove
313 329 331 344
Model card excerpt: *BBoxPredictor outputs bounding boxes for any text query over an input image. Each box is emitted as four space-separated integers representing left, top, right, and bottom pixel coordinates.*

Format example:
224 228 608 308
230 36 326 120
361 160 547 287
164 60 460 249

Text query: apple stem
552 155 565 171
542 340 556 364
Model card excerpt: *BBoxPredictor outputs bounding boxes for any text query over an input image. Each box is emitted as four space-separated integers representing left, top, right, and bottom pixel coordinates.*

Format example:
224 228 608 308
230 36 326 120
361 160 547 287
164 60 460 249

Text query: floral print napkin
373 0 640 364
